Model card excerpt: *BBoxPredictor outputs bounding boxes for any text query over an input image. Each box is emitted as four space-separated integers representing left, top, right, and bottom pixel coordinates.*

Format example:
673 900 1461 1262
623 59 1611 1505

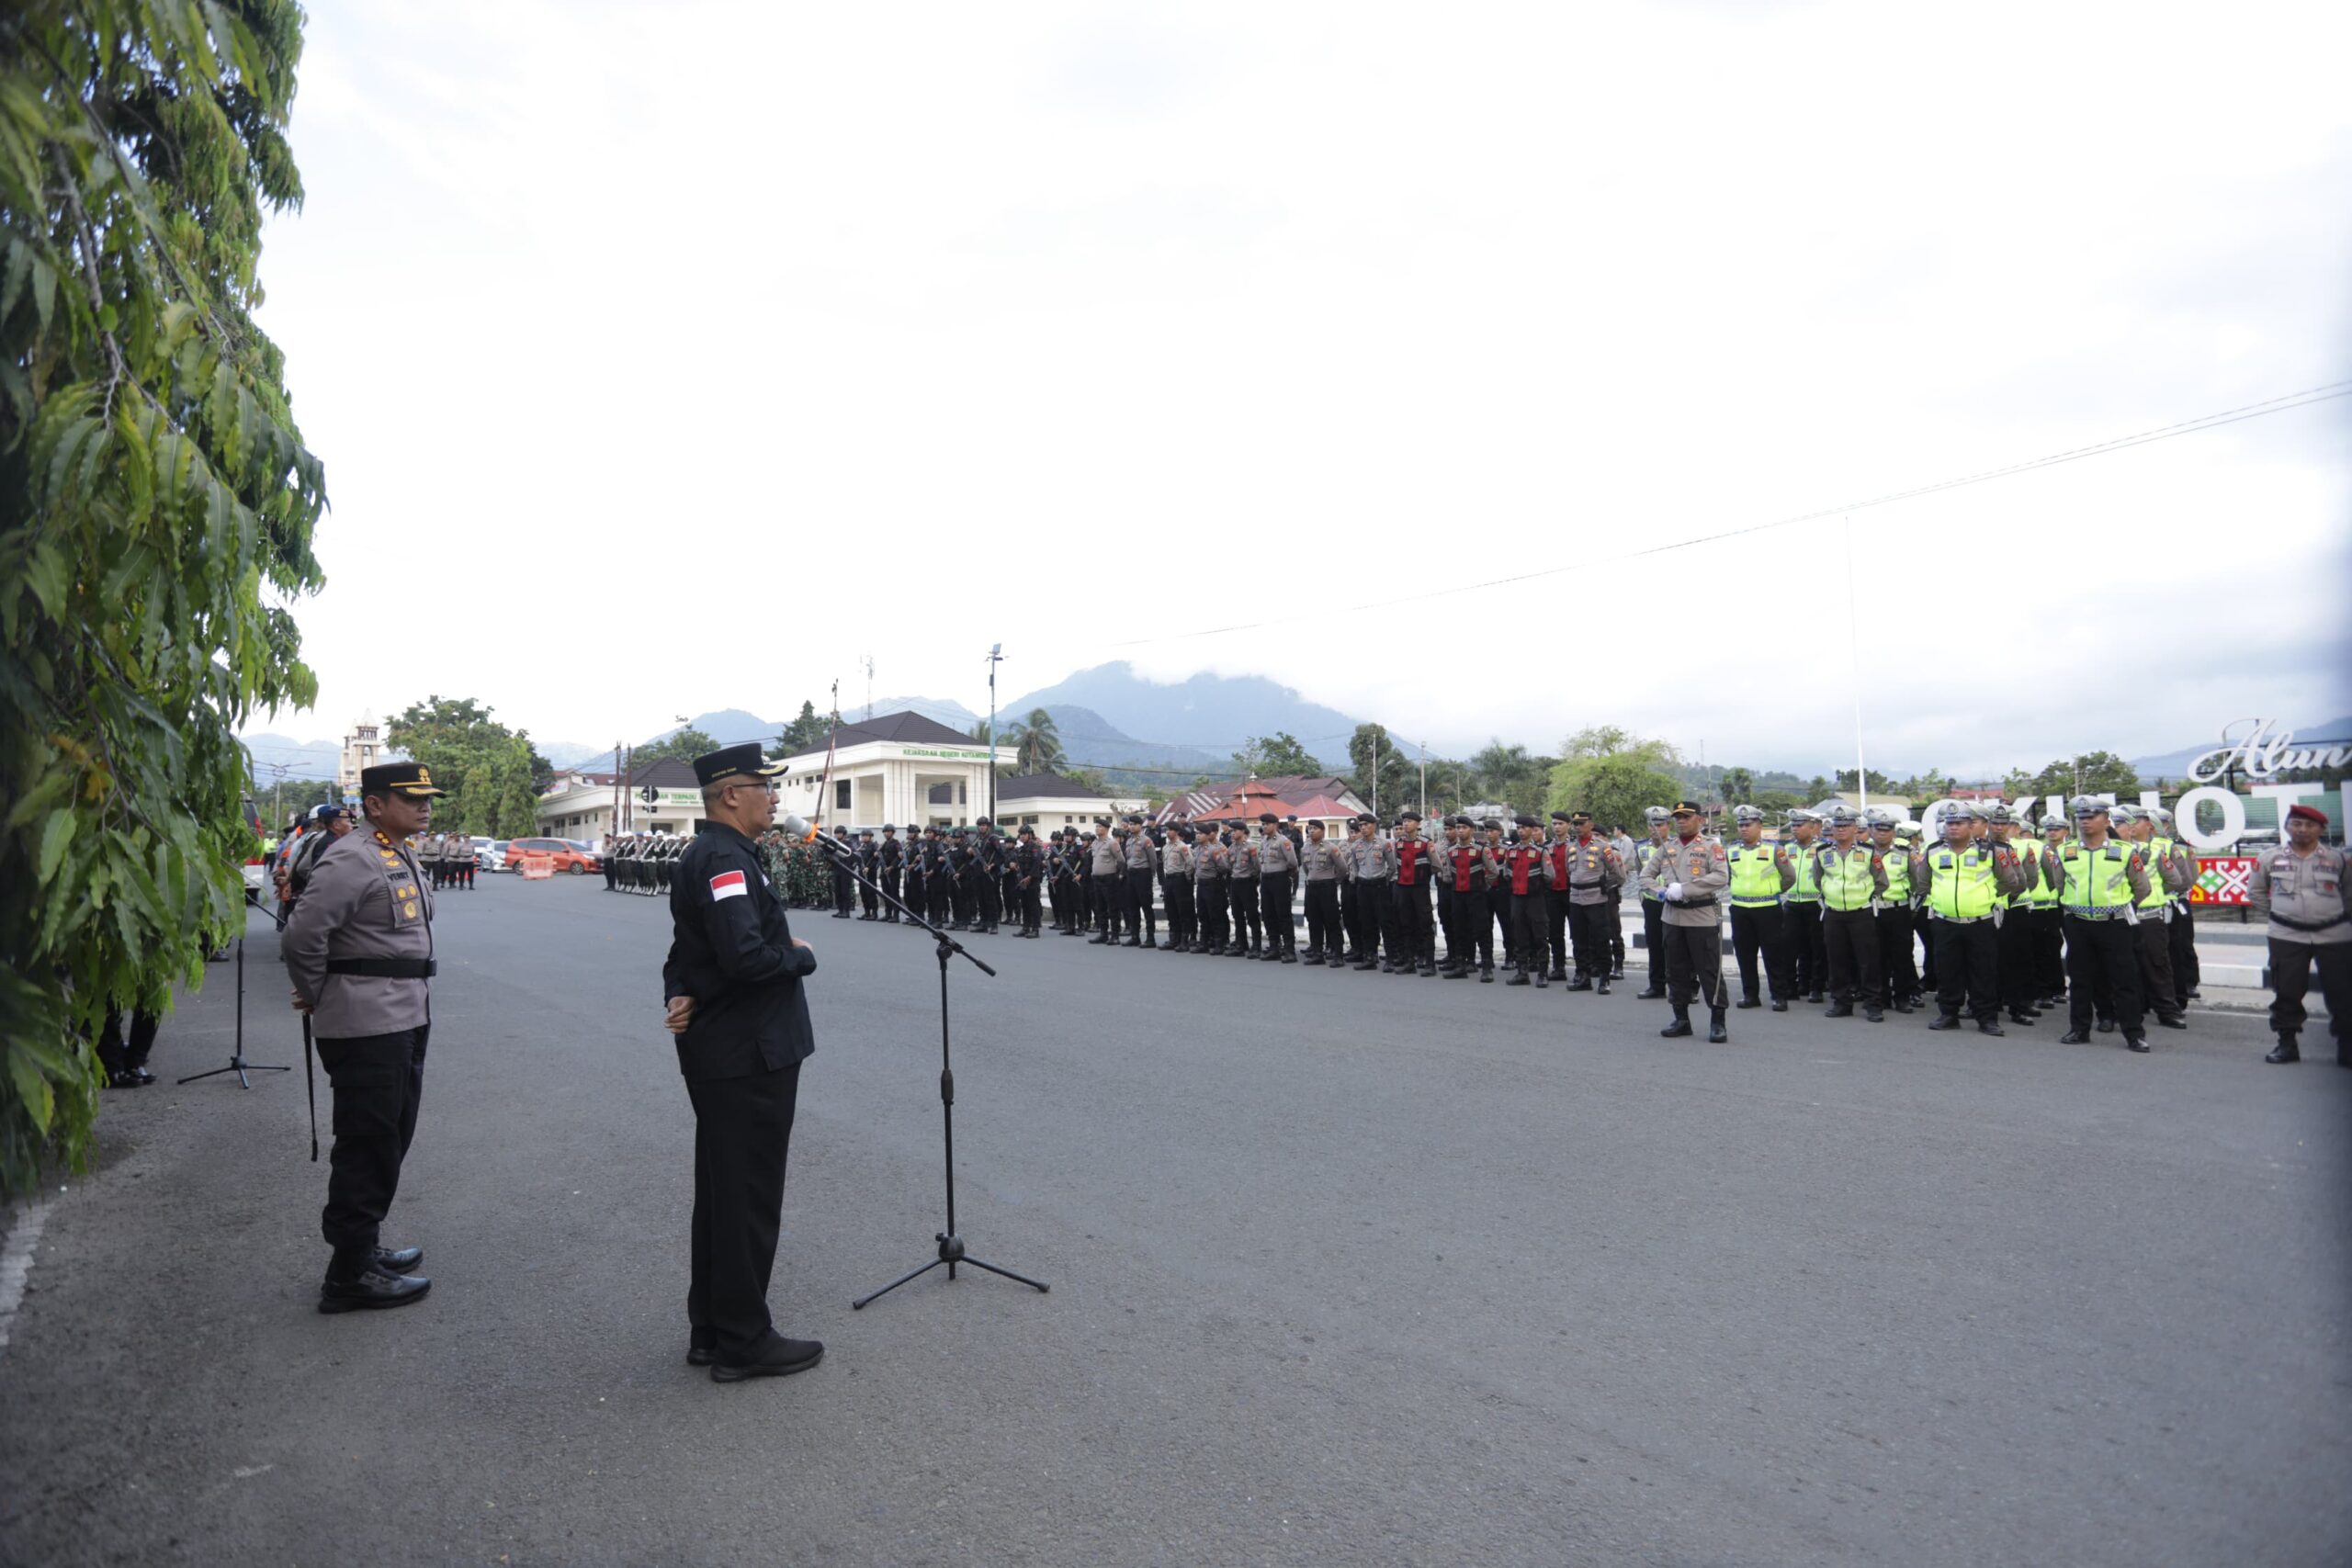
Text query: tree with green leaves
384 697 544 837
1232 731 1318 776
1345 723 1409 807
1 2 325 1196
2017 750 2143 799
1721 767 1755 805
1547 754 1685 830
763 699 827 761
1005 707 1066 775
632 725 719 768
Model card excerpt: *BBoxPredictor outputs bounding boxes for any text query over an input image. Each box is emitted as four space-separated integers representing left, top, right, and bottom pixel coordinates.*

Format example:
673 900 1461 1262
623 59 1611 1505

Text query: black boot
1658 1010 1693 1039
1735 994 1761 1010
2266 1032 2300 1065
1565 976 1593 992
1533 968 1548 988
1479 965 1494 984
1825 1001 1854 1019
1505 968 1531 987
1635 984 1666 1000
1706 1010 1727 1043
1769 998 1787 1011
1976 1018 2005 1036
1928 1013 1961 1032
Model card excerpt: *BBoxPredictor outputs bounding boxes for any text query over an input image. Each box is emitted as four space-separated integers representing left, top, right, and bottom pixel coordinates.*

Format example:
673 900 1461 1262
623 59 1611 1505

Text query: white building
993 773 1148 831
537 758 706 843
774 710 999 829
338 713 382 797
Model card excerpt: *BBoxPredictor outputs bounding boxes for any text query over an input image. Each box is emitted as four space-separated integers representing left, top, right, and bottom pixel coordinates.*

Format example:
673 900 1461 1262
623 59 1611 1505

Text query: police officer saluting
282 762 444 1314
661 744 823 1382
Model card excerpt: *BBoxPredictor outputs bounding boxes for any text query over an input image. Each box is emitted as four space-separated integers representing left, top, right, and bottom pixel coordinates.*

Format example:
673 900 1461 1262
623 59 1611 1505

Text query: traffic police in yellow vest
1869 809 1920 1012
1919 804 2027 1035
2042 795 2154 1052
1813 807 1889 1021
1781 809 1827 1001
282 761 444 1314
1724 805 1795 1011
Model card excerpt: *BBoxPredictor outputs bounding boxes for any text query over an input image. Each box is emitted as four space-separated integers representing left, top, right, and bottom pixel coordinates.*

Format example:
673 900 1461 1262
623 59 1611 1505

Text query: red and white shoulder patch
709 869 748 901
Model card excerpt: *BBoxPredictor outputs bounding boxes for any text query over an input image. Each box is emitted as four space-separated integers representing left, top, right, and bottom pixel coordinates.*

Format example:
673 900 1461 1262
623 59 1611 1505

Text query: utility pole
1418 739 1427 819
863 653 876 722
986 643 1003 824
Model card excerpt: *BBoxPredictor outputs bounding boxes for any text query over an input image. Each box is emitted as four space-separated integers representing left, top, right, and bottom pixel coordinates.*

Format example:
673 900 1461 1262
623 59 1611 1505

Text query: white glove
1665 882 1684 903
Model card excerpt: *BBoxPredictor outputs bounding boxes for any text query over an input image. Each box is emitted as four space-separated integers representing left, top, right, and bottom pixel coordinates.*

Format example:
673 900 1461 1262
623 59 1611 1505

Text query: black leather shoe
1928 1014 1961 1031
1735 997 1761 1010
2096 1019 2116 1034
1303 953 1325 966
318 1268 431 1314
2266 1036 2300 1065
1533 971 1548 987
1891 999 1914 1015
2058 1030 2091 1044
1976 1020 2005 1037
710 1336 824 1383
1610 966 1625 980
1280 952 1298 964
2156 1015 2187 1030
1505 972 1530 987
1596 981 1611 996
1864 1007 1884 1022
1658 1016 1693 1038
1706 1011 1727 1043
2007 1010 2036 1026
1806 991 1825 1004
1548 969 1567 984
1479 968 1494 983
688 1335 716 1367
1123 936 1141 948
1565 977 1593 992
372 1244 424 1272
1825 1002 1854 1019
1635 987 1666 1000
2125 1036 2151 1054
1769 998 1787 1011
1419 964 1436 977
1088 934 1110 945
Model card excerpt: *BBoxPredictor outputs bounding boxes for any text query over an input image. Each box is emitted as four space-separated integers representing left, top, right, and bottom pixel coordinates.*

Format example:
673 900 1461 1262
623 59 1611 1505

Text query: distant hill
2132 716 2352 783
863 694 981 732
239 732 344 780
1007 662 1359 772
1039 704 1225 777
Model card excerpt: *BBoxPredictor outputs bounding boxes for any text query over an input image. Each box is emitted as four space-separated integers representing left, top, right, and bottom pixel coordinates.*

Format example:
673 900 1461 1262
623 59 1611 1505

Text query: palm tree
1722 767 1754 805
1006 707 1066 775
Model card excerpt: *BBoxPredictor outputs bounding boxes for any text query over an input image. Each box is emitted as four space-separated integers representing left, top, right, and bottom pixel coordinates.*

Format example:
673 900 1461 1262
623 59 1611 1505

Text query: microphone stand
800 833 1050 1310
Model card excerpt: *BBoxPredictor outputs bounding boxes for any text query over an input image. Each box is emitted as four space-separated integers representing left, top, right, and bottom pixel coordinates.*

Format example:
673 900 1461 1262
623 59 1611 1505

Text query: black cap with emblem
692 743 783 788
361 761 447 798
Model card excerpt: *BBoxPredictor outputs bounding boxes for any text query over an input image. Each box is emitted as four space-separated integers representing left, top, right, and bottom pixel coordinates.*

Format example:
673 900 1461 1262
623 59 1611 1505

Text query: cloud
250 1 2352 777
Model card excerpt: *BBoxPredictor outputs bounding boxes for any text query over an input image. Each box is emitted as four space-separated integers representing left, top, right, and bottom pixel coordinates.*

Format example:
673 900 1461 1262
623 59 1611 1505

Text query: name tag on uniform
710 870 748 902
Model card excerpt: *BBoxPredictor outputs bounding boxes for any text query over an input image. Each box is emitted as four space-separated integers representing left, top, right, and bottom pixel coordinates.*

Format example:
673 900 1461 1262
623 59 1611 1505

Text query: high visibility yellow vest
2057 840 2135 916
1818 845 1878 911
1785 837 1823 899
2022 842 2060 907
1878 843 1912 901
2137 836 2174 910
1926 845 1998 919
1726 843 1782 906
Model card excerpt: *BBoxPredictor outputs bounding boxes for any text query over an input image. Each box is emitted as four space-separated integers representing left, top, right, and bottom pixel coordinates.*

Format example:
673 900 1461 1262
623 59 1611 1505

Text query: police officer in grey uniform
1299 818 1351 965
1255 810 1301 962
1192 824 1229 953
2250 802 2351 1066
1649 801 1732 1041
282 762 443 1314
1087 820 1125 944
1342 815 1396 970
1121 813 1159 947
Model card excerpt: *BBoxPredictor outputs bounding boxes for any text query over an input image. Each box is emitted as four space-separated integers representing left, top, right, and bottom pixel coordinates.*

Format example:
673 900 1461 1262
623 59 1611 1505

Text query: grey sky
253 1 2350 775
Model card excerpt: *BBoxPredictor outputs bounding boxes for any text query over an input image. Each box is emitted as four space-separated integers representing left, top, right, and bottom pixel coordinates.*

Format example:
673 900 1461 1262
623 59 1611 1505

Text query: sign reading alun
2183 718 2352 784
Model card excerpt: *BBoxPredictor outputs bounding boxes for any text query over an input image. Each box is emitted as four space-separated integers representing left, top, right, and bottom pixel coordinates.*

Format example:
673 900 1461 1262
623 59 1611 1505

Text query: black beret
1258 812 1278 824
1550 810 1572 822
1513 813 1540 828
1399 809 1421 821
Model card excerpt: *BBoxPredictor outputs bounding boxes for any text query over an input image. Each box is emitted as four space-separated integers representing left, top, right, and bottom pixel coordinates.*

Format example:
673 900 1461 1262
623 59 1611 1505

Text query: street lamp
986 643 1003 824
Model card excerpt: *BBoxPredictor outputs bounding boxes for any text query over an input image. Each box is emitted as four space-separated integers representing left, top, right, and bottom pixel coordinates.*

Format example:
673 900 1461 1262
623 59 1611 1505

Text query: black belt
2272 911 2349 934
326 957 437 979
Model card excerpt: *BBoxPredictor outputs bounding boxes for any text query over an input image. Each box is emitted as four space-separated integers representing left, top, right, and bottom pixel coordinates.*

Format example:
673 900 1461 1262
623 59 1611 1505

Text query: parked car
473 836 506 873
503 835 601 874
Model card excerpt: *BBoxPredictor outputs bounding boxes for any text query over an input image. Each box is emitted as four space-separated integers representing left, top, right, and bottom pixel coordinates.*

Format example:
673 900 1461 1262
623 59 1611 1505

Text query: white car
474 837 507 872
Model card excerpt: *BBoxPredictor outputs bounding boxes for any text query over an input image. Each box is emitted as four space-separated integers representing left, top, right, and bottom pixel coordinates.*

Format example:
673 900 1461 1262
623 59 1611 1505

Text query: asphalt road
3 874 2346 1567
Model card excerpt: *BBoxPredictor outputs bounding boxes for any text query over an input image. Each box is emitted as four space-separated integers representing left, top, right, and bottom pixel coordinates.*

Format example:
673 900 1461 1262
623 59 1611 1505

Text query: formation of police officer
606 832 691 895
419 829 476 891
280 761 444 1314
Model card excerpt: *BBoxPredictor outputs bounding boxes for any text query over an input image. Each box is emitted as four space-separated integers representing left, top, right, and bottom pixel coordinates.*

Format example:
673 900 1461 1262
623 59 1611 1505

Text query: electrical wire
1108 378 2352 649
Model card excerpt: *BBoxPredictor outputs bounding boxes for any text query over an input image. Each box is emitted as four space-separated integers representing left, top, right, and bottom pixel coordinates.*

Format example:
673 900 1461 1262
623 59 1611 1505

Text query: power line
1109 378 2352 649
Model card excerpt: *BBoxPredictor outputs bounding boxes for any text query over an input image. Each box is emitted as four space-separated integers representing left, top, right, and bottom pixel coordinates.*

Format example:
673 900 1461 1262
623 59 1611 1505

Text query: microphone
778 812 854 853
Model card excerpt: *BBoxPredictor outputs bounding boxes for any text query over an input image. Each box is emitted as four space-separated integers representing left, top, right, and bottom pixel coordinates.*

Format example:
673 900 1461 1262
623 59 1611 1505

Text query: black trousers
1996 908 2035 1012
1392 883 1434 967
1510 893 1548 976
1261 871 1296 955
1162 874 1194 946
604 862 617 890
927 875 952 928
685 1063 800 1360
1609 905 1626 970
1229 879 1261 946
1344 878 1386 959
1566 900 1613 978
1929 917 1999 1022
1879 907 1919 1001
1451 887 1493 969
2064 916 2143 1038
1822 908 1883 1008
1784 901 1826 994
1637 898 1662 987
832 865 854 915
1729 904 1790 1001
1544 890 1571 976
1125 868 1156 940
2169 906 2201 996
96 1007 162 1073
860 874 881 918
1660 921 1726 1011
2029 905 2065 996
2269 938 2351 1052
1196 880 1229 949
2134 917 2182 1022
1305 880 1344 957
977 872 1001 930
881 869 901 920
316 1024 429 1261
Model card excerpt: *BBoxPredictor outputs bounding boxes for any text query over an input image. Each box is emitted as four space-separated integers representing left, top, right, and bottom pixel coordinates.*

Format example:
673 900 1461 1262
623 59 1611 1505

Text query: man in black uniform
973 818 1004 935
855 829 881 919
662 744 823 1383
877 824 903 921
1012 826 1046 936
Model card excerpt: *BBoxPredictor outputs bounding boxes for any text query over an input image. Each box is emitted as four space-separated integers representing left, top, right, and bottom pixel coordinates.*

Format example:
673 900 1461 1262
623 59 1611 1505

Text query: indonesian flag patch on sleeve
708 870 748 901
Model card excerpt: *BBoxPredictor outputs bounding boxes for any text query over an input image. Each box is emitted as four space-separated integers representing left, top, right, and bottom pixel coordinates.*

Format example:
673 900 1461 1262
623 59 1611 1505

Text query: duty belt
2271 910 2350 934
1928 912 1993 925
326 956 437 979
1729 896 1781 908
2065 907 2130 919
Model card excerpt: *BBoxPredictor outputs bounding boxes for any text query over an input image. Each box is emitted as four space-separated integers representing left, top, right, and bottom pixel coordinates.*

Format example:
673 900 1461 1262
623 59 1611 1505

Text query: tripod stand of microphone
789 821 1049 1310
178 910 291 1089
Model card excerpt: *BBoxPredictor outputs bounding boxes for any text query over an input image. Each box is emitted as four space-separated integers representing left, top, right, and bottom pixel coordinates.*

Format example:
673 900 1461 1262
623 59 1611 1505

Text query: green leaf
6 1045 54 1136
36 808 77 884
